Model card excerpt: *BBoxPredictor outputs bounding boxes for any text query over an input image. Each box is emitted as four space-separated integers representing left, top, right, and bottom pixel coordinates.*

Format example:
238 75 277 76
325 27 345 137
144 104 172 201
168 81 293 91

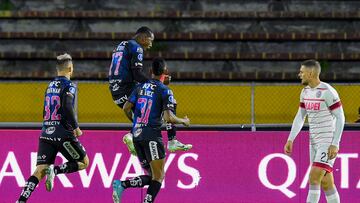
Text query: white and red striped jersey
299 82 342 145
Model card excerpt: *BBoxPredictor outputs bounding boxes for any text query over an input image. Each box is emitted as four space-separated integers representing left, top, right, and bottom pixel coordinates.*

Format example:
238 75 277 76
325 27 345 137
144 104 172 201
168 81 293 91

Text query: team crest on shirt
45 127 55 135
316 91 322 98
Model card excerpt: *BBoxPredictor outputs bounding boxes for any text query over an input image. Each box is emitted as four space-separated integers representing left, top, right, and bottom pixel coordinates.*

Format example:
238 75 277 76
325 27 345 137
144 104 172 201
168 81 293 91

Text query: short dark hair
152 57 166 76
135 26 153 37
301 59 321 69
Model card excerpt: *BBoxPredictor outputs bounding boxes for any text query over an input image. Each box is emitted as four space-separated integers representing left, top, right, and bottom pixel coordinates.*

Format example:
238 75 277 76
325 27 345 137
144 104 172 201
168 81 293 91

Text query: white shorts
310 143 336 173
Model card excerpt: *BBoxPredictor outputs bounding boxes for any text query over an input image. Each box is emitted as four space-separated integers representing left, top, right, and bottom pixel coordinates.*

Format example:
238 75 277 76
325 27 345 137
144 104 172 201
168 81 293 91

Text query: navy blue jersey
128 79 175 138
42 76 77 133
108 40 144 84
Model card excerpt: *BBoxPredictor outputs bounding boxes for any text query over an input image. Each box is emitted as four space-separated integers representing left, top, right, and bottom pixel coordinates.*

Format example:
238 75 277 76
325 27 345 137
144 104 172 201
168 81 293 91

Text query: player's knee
84 156 90 168
321 179 334 191
152 170 165 183
309 173 321 185
81 155 90 169
33 165 47 180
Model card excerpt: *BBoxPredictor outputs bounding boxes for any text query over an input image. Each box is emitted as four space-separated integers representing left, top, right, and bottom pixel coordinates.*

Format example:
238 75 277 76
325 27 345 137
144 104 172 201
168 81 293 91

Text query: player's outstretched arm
163 110 190 127
123 101 134 122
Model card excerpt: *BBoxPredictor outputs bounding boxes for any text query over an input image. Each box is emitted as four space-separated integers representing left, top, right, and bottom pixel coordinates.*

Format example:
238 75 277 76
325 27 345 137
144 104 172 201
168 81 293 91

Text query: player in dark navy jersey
108 27 191 155
16 54 89 203
112 58 190 203
108 26 154 109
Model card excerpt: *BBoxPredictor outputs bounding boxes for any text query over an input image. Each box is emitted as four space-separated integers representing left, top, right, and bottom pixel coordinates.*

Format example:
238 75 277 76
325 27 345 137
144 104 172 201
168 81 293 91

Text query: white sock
325 188 340 203
307 184 320 203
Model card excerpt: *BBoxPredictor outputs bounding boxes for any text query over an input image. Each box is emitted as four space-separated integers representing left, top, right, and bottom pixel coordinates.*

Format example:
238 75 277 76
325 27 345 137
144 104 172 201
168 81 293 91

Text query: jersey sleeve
162 88 176 112
62 83 78 129
299 88 305 109
287 89 307 142
63 83 77 98
324 87 342 111
131 45 144 70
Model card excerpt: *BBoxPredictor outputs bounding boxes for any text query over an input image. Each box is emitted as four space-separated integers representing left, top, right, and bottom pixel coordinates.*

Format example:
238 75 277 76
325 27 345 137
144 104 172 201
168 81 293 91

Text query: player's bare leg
307 166 326 203
45 155 89 191
17 164 48 202
321 172 340 203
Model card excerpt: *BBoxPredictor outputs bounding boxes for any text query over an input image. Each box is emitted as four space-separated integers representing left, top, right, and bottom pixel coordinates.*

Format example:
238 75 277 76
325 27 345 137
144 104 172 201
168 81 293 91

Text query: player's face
299 66 311 85
69 62 74 77
141 33 154 50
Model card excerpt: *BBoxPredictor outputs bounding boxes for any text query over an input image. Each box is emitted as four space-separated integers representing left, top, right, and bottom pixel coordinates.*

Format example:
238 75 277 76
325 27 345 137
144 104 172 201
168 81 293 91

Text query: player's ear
68 63 73 73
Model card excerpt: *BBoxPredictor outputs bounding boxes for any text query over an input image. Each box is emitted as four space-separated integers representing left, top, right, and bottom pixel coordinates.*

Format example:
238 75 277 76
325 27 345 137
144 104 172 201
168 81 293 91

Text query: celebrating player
16 54 89 203
112 57 190 203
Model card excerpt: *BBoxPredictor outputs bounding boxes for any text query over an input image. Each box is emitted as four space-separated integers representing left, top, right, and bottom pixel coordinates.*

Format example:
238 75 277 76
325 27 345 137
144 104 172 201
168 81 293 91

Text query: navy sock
54 162 79 174
143 180 162 203
166 123 176 141
18 176 39 201
121 175 151 188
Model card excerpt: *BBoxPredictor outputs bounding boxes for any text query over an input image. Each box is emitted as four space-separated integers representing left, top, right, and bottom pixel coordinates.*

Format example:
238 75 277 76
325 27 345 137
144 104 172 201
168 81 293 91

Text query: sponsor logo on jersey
45 127 56 135
44 121 60 126
40 136 61 141
111 83 120 92
69 87 76 94
137 54 143 61
305 102 321 111
136 47 143 53
114 94 128 105
49 81 60 87
169 95 175 103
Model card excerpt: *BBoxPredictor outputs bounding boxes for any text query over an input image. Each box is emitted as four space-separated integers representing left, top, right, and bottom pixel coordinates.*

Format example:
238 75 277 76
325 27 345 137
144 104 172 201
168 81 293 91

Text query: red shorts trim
313 162 333 173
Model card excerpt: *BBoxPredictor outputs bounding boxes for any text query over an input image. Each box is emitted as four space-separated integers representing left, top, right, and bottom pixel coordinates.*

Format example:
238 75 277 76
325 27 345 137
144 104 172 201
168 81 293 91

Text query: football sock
54 162 79 174
121 175 151 188
166 123 176 141
306 184 320 203
325 187 340 203
18 176 39 201
143 180 162 203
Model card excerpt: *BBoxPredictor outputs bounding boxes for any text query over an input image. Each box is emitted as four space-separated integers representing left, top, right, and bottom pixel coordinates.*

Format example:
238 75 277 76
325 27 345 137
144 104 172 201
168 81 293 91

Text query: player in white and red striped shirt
284 60 345 203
